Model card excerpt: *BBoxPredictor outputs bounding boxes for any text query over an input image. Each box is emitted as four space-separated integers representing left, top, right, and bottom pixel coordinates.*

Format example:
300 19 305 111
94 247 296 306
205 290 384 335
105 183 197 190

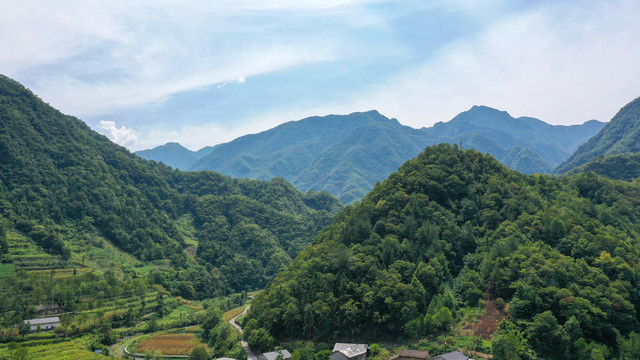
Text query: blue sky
3 0 640 150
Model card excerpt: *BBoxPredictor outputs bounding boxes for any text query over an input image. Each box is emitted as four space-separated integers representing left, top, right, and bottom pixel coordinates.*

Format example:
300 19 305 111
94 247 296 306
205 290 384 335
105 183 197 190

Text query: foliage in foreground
248 144 640 359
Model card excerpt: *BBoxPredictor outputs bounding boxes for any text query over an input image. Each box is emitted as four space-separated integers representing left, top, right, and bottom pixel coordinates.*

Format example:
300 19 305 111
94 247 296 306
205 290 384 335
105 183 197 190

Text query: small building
259 349 292 360
24 316 61 331
332 343 369 360
36 304 65 316
389 349 430 360
430 351 470 360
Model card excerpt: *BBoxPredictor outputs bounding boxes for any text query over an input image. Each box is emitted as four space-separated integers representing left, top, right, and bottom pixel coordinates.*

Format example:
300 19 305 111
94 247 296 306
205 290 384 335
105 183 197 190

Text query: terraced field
0 334 104 360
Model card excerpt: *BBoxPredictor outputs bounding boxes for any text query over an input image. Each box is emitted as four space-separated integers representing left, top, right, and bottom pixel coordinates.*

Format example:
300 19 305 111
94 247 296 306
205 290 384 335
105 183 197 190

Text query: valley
2 75 640 360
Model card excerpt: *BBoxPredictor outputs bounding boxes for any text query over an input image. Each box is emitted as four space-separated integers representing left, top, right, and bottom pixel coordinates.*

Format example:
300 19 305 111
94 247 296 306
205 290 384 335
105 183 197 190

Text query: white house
259 349 292 360
24 316 60 331
331 343 369 360
430 351 470 360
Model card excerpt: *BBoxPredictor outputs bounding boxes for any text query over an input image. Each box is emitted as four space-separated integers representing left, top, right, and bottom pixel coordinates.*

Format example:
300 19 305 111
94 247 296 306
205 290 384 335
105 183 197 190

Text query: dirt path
229 305 250 334
229 305 256 360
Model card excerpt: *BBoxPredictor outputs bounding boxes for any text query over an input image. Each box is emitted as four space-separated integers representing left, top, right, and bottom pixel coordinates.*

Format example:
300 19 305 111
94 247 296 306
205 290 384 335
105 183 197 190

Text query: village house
430 351 471 360
389 349 430 360
24 316 60 331
258 349 292 360
332 343 369 360
36 304 65 316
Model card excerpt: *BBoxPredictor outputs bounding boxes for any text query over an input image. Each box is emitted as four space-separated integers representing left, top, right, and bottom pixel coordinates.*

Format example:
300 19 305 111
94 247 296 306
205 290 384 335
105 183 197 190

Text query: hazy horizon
3 0 639 151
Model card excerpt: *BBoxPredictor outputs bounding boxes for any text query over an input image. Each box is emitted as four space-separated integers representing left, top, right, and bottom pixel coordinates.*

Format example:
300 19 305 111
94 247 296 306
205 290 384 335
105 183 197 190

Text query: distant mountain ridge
555 97 640 174
135 142 215 169
425 105 605 174
138 107 605 203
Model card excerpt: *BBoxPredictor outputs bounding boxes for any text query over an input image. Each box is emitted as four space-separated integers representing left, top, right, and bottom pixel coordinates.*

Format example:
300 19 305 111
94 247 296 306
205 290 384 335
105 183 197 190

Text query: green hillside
566 152 640 181
0 74 341 324
247 144 640 359
555 97 640 173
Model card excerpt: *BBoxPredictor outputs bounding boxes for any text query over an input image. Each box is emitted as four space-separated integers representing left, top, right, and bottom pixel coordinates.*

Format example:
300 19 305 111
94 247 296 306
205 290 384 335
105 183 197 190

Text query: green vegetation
567 152 640 181
0 75 340 357
0 73 341 297
556 96 640 173
248 144 640 359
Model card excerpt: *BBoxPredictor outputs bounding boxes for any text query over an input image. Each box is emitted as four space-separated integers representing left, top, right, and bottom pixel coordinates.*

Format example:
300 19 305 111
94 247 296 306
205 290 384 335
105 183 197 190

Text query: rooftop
24 317 60 325
261 350 292 360
390 349 430 360
333 343 368 358
431 351 469 360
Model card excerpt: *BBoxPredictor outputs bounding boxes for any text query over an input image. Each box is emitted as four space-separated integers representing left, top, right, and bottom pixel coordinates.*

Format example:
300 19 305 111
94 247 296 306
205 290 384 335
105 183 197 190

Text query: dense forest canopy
566 152 640 181
0 74 341 323
248 143 640 358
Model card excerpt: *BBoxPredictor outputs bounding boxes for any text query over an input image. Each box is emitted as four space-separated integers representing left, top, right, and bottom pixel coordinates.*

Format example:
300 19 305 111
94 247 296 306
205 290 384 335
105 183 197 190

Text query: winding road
229 305 257 360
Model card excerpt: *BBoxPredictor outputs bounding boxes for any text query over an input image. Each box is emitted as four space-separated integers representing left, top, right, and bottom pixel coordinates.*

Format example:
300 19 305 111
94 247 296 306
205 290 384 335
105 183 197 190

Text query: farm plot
135 333 208 355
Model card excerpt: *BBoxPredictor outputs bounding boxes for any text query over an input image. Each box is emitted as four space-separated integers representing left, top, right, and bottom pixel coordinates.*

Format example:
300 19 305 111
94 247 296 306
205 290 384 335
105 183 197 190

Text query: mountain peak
466 105 512 118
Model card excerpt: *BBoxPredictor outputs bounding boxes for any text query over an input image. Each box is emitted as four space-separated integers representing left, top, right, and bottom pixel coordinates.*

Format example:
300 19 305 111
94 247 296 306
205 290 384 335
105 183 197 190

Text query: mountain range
138 107 605 203
4 74 640 358
135 142 217 170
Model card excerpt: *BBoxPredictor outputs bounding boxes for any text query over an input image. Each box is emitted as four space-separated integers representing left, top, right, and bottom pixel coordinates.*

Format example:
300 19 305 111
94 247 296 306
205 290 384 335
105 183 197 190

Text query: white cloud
99 120 138 147
2 0 341 116
357 0 640 127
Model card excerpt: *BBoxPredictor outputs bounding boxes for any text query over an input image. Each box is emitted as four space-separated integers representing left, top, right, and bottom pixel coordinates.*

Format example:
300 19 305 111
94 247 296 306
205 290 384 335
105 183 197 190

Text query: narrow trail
229 305 257 360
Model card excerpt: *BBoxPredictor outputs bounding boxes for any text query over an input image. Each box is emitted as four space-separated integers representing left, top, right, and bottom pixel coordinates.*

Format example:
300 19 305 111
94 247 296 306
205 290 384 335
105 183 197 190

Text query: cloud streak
2 0 345 116
3 0 639 151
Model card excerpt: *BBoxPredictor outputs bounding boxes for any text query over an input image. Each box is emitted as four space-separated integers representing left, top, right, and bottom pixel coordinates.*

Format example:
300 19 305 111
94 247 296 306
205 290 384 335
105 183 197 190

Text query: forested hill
173 107 603 203
566 152 640 181
0 74 341 297
555 97 640 173
247 143 640 359
135 142 215 169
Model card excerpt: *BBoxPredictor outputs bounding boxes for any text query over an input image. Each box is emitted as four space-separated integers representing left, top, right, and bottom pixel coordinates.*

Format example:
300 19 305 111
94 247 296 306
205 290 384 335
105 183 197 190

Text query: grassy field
223 305 247 322
135 332 208 355
0 263 14 278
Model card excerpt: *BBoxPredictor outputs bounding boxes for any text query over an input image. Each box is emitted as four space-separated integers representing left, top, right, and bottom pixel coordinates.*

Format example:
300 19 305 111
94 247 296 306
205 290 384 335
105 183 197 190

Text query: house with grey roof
430 351 471 360
389 349 430 360
258 349 292 360
36 304 64 316
24 316 60 331
332 343 369 360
